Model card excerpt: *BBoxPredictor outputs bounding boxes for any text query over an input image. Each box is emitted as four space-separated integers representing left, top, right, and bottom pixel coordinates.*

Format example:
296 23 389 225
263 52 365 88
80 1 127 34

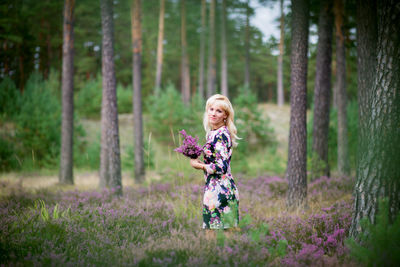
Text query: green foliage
121 141 155 171
269 239 288 258
75 76 134 117
0 77 20 119
233 87 276 172
345 198 400 266
116 84 133 114
0 134 20 172
14 73 61 168
307 101 358 174
75 75 102 118
147 84 204 145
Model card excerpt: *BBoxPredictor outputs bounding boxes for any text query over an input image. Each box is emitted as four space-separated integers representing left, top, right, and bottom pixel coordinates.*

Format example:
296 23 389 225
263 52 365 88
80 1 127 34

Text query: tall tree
155 0 165 91
198 0 207 99
220 0 228 97
181 0 190 104
277 0 284 106
131 0 145 183
59 0 75 185
207 0 216 98
244 0 250 88
334 0 349 176
350 0 400 239
286 0 309 209
99 0 122 195
311 0 334 179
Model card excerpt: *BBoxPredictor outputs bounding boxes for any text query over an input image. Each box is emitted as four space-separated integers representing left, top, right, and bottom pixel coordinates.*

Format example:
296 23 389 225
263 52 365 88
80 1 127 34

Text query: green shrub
0 134 20 172
121 141 155 171
233 86 276 172
14 73 61 168
346 198 400 266
117 84 133 114
0 77 21 119
147 84 204 145
76 76 134 117
75 76 102 118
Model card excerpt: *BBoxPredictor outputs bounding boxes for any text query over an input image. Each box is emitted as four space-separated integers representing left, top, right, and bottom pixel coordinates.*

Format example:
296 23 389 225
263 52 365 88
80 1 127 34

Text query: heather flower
174 129 203 159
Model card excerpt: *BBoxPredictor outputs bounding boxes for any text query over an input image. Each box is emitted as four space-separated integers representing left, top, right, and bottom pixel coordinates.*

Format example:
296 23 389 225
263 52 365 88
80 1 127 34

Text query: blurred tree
155 0 165 91
277 0 284 106
74 0 101 84
286 0 309 209
350 0 400 239
311 0 333 180
207 0 216 97
220 0 228 97
59 0 75 185
334 0 349 176
181 0 191 104
99 0 122 195
198 0 207 99
131 0 145 183
244 0 250 88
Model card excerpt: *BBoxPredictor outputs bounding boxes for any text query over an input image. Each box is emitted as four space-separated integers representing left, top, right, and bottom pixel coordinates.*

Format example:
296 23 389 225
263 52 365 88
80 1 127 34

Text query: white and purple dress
202 126 239 229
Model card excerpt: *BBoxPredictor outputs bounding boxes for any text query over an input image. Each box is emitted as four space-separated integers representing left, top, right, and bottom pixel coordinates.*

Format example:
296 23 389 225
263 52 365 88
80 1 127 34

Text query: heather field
0 173 357 266
0 105 361 266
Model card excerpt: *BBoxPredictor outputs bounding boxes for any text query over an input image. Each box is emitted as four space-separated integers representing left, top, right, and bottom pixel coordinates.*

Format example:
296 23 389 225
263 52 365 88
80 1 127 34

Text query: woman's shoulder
215 126 231 146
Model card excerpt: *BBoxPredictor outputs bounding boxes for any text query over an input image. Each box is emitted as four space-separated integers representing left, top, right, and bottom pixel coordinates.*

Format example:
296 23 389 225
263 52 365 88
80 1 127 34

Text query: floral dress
202 126 239 229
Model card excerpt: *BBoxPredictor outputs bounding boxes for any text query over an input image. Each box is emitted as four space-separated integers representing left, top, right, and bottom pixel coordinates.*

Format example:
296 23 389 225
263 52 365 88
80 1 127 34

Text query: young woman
190 94 240 237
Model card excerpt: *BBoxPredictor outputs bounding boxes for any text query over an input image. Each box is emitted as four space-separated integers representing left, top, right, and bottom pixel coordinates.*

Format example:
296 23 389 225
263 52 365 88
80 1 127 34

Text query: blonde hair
203 94 240 147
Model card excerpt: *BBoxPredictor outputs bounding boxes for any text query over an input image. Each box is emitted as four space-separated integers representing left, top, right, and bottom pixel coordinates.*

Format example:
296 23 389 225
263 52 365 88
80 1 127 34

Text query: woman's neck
211 124 225 131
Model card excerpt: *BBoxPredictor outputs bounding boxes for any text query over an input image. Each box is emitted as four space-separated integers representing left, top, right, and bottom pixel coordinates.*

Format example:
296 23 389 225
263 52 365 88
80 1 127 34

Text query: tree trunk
277 0 284 106
131 0 145 183
198 0 206 99
286 0 309 209
244 0 250 88
350 0 400 239
181 0 190 105
100 0 122 196
220 0 228 97
59 0 75 185
207 0 216 98
155 0 165 92
311 0 333 180
334 0 349 176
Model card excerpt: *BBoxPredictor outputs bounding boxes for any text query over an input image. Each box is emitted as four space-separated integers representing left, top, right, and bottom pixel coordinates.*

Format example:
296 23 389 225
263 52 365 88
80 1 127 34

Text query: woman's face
207 103 227 128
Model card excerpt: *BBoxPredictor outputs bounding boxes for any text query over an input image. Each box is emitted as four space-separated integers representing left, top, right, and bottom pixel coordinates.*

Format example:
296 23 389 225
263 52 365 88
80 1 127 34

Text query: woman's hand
190 158 204 170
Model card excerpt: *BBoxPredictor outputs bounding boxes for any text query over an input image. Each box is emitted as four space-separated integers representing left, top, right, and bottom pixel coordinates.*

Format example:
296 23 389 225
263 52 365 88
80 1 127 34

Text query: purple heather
174 129 203 159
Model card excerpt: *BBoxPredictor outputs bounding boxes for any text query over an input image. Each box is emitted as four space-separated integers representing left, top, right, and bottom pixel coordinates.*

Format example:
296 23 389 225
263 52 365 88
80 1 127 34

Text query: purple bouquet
174 130 203 159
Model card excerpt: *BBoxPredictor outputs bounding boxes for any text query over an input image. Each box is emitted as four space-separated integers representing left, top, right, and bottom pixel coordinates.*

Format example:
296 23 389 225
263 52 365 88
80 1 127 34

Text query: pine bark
286 0 309 209
155 0 165 91
100 0 122 196
277 0 284 106
350 0 400 239
244 0 250 88
334 0 349 176
207 0 216 98
131 0 145 183
311 0 334 179
181 0 190 105
220 0 228 97
59 0 75 185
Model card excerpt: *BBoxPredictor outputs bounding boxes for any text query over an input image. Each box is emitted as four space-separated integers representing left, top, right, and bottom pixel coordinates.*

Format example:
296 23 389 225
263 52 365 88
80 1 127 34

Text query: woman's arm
190 158 206 171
